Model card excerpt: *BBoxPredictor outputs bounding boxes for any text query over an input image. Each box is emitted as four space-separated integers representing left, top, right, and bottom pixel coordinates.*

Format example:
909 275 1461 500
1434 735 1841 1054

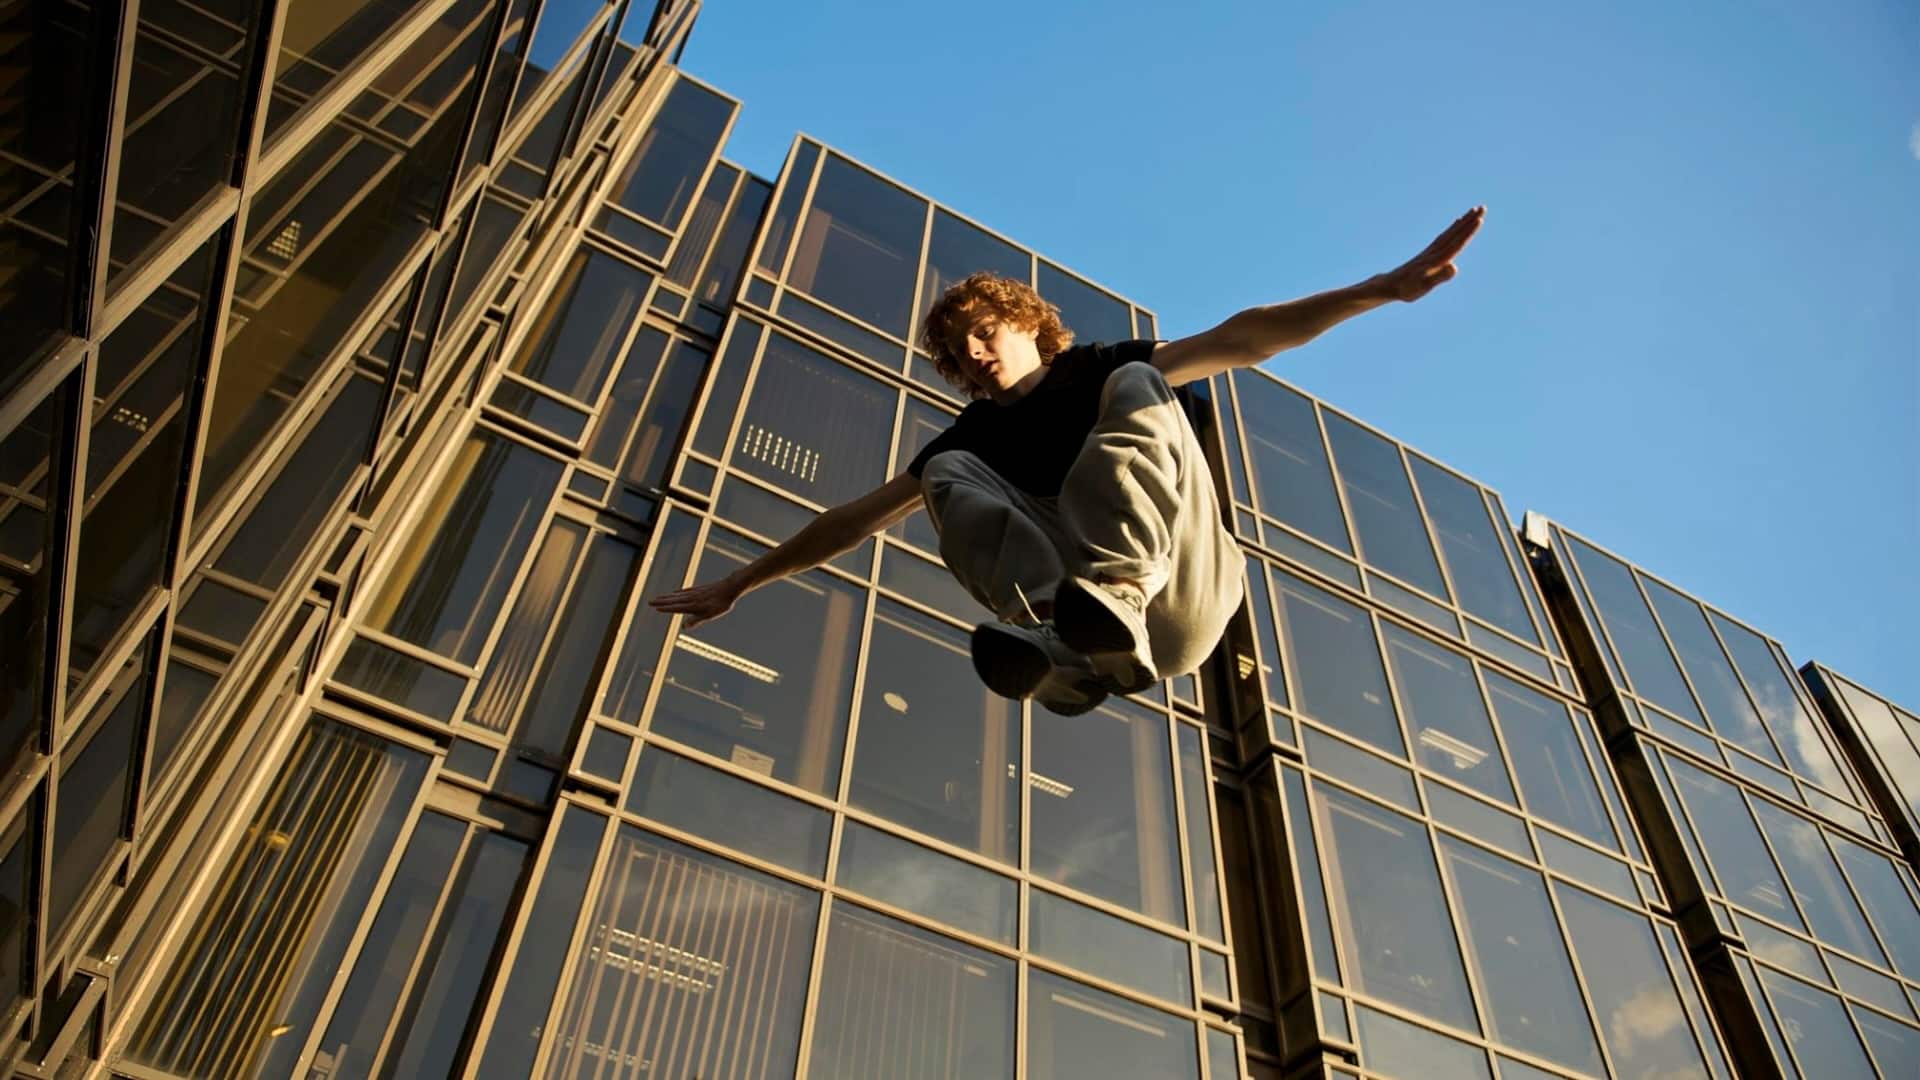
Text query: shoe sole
1055 580 1157 694
971 624 1110 715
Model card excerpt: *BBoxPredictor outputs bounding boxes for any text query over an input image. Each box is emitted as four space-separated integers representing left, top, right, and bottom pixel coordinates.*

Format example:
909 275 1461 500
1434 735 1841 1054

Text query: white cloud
1910 122 1920 161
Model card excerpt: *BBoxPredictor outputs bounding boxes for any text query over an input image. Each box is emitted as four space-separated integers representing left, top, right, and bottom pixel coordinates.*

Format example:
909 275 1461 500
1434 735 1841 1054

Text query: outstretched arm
648 471 924 628
1151 206 1485 387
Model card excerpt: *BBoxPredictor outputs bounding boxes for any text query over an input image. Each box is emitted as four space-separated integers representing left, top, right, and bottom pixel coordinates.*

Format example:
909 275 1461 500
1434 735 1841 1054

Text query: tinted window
1324 414 1446 597
786 156 926 337
1232 375 1350 551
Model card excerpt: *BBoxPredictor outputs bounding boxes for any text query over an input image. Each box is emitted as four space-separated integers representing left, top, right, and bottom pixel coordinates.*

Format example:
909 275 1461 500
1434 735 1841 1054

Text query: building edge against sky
0 2 1916 1078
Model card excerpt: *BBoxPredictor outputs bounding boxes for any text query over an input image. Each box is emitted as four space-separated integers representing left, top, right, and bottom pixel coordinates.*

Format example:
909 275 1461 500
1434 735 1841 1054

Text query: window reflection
607 76 735 229
1274 571 1402 755
849 601 1019 861
1027 969 1199 1080
1030 697 1184 924
1555 884 1710 1080
1323 413 1447 599
1855 1008 1920 1076
509 247 654 402
1566 540 1702 724
1231 375 1350 553
787 156 926 338
1315 783 1479 1032
1831 835 1920 976
513 533 639 757
266 0 439 140
1483 671 1615 848
1408 458 1533 641
732 332 896 508
1382 625 1514 803
1667 758 1803 929
1748 800 1885 963
651 526 860 796
1758 969 1878 1079
1641 580 1777 760
809 904 1014 1078
627 746 832 875
1830 676 1920 828
1037 261 1131 344
544 827 817 1080
1709 612 1848 792
836 820 1018 944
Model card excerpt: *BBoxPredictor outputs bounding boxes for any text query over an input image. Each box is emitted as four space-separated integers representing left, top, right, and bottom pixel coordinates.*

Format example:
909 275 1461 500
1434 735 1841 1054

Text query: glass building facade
0 3 1912 1077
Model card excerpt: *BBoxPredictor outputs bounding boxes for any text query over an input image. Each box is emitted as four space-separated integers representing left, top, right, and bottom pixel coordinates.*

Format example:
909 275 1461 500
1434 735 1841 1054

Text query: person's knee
1100 361 1174 410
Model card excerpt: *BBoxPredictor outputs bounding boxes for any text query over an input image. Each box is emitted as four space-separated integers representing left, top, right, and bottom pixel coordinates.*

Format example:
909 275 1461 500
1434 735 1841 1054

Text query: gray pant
921 361 1245 679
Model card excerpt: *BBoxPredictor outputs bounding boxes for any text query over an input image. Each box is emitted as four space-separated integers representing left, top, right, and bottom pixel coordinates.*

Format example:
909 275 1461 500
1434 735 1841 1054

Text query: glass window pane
1749 800 1885 963
1565 540 1702 723
1758 970 1878 1079
1408 458 1534 641
1382 625 1515 803
1231 376 1350 552
888 396 957 553
608 76 734 229
363 430 565 663
919 209 1029 337
1555 883 1712 1080
1483 671 1615 848
0 387 66 765
1641 580 1778 760
266 0 438 140
1031 885 1193 1006
601 509 700 723
1031 696 1184 924
651 526 860 796
109 3 255 285
1274 571 1403 755
1831 676 1920 828
620 337 711 490
849 600 1020 862
809 904 1014 1078
1036 261 1132 344
468 519 588 734
755 142 819 275
1832 835 1920 976
694 176 772 309
1027 969 1199 1080
1437 837 1604 1074
1667 758 1803 928
152 657 217 782
512 0 600 110
51 658 147 944
1177 724 1226 941
1709 612 1848 792
1855 1008 1920 1077
665 161 738 286
0 808 32 1024
543 826 817 1080
514 533 640 757
508 247 654 402
126 716 430 1079
626 746 832 876
1354 1006 1492 1080
836 820 1017 944
1205 1028 1239 1080
786 156 926 338
732 333 896 508
1316 783 1478 1032
1323 414 1447 598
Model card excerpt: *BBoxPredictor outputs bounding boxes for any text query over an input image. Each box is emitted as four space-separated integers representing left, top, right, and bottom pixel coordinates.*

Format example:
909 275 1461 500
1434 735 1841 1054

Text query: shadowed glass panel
651 526 860 795
600 509 698 722
1231 375 1349 552
1831 836 1920 976
1383 624 1514 803
511 0 601 114
835 820 1017 944
125 717 430 1079
1177 723 1226 941
787 155 926 338
1556 884 1711 1080
363 430 564 663
732 332 895 508
458 0 532 178
808 904 1015 1079
1668 758 1802 928
1354 1007 1491 1080
1409 458 1533 641
0 376 67 769
513 532 639 757
51 657 147 945
1323 413 1447 598
1316 783 1478 1032
1710 613 1848 792
755 141 819 274
0 809 32 1026
1274 571 1402 754
1027 969 1199 1080
849 600 1019 862
1438 837 1604 1075
1642 580 1777 760
1759 970 1877 1079
467 518 586 733
1856 1008 1920 1077
919 210 1030 340
1484 671 1614 847
508 247 653 402
152 658 217 783
1832 676 1920 827
265 0 438 140
1749 800 1884 963
542 827 816 1080
626 746 831 875
1031 696 1184 924
1037 262 1132 344
1031 888 1192 1005
693 176 772 313
665 162 737 286
608 76 734 228
1565 540 1701 723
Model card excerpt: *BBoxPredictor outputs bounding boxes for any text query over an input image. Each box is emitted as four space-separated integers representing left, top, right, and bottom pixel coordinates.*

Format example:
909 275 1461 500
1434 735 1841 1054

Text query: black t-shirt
907 339 1159 497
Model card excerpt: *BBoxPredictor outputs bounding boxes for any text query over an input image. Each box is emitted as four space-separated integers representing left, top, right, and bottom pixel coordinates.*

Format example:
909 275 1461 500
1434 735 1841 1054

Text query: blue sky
676 0 1919 708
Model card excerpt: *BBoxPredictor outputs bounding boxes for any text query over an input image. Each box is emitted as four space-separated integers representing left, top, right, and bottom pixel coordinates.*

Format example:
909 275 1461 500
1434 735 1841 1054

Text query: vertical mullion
79 0 143 338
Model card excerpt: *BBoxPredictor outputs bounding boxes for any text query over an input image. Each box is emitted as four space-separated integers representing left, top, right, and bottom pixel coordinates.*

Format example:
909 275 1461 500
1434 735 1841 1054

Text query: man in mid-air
652 207 1484 714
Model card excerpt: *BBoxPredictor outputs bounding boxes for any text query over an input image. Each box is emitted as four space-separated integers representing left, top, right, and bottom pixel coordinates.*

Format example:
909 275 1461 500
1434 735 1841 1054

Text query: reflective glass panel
1438 837 1604 1074
1274 571 1403 755
1382 625 1515 803
1031 696 1184 924
543 826 817 1080
1832 676 1920 827
1036 261 1132 344
1758 969 1878 1079
467 519 588 734
694 176 773 310
1 387 65 765
755 142 819 274
1323 414 1447 598
508 247 653 402
1710 612 1849 792
1565 540 1701 723
1749 800 1885 963
266 0 437 140
1408 458 1534 641
458 0 532 179
849 600 1020 862
786 155 926 338
732 332 895 507
1855 1008 1920 1078
1031 887 1192 1005
513 533 639 757
665 162 737 286
51 660 146 944
608 76 735 228
601 509 699 723
1354 1006 1492 1080
1641 579 1777 759
836 819 1017 944
1484 671 1615 848
1231 375 1350 552
1315 784 1478 1032
1556 884 1712 1080
511 0 601 113
0 810 31 1031
1027 969 1199 1080
809 904 1014 1078
1177 724 1227 941
363 430 564 663
1668 758 1802 928
626 746 832 876
652 527 860 795
1832 835 1920 976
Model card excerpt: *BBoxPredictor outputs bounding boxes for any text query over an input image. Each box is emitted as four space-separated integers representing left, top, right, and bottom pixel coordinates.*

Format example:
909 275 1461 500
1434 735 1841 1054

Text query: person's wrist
1362 272 1403 302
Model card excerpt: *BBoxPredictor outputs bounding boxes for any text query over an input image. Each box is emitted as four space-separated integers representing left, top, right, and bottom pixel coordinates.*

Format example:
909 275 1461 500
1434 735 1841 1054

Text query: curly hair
918 272 1074 399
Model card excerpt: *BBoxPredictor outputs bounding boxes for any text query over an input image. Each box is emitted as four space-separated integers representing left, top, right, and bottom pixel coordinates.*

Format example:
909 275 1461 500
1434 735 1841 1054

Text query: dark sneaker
969 621 1110 716
1054 575 1157 694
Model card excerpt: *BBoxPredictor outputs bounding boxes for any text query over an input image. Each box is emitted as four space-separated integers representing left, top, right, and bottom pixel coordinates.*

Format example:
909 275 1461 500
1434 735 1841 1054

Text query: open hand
1379 205 1484 302
648 574 744 630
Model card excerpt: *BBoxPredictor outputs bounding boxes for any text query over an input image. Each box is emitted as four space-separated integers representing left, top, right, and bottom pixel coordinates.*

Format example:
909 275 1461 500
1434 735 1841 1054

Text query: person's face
959 318 1043 399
